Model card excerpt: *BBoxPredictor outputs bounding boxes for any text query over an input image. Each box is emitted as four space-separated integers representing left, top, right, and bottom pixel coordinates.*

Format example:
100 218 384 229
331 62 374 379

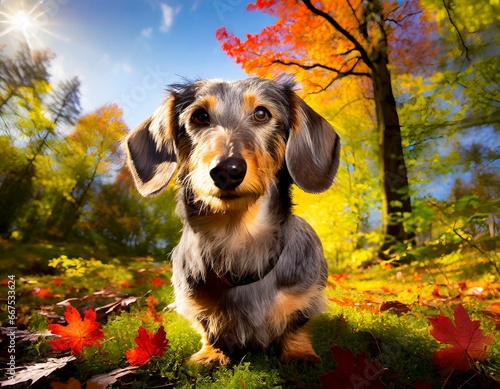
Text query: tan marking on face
243 92 257 113
201 95 217 112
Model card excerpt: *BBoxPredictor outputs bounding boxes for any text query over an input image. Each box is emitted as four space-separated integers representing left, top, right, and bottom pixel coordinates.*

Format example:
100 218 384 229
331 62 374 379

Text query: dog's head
124 78 340 213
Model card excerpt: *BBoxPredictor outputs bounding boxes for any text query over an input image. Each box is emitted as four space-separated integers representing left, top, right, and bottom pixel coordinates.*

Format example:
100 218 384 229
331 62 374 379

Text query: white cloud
101 54 133 76
160 3 181 33
101 53 110 64
190 1 201 11
141 27 153 38
115 61 133 75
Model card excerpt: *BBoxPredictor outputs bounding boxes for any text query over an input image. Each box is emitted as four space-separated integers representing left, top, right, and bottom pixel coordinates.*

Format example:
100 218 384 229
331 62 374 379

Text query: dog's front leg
279 325 320 364
190 331 231 367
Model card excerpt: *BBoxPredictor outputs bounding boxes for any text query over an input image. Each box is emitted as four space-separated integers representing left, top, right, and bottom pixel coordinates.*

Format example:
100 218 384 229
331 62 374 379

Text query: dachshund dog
124 77 340 366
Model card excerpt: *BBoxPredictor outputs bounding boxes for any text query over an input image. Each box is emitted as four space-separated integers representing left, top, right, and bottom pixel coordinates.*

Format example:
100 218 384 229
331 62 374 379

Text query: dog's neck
176 183 290 279
179 190 282 239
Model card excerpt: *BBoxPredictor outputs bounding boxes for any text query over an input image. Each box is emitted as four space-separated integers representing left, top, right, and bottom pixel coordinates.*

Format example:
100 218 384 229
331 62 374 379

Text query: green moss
193 362 283 389
158 311 201 382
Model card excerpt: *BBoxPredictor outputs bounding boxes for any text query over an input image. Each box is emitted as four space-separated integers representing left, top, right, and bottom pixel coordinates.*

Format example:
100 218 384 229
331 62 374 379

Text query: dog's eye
253 107 271 123
191 109 210 126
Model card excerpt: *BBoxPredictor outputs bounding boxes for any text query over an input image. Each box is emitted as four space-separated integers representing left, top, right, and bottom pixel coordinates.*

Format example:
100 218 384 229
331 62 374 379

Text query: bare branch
272 59 371 78
442 0 470 61
346 0 361 25
301 0 373 70
385 11 422 26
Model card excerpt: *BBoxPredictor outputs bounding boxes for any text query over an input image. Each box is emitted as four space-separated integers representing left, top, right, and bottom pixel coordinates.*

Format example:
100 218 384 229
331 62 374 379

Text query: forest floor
0 239 499 388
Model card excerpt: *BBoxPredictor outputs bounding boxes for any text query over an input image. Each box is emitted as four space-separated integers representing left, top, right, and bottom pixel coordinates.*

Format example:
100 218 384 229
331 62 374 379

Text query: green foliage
159 311 201 382
48 255 133 288
0 43 181 256
193 362 283 389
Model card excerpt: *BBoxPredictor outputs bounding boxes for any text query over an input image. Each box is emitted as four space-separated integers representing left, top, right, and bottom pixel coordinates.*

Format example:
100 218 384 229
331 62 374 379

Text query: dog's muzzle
209 156 247 190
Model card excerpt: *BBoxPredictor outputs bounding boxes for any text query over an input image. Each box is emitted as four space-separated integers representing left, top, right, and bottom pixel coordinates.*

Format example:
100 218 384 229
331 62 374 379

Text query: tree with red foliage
216 0 436 258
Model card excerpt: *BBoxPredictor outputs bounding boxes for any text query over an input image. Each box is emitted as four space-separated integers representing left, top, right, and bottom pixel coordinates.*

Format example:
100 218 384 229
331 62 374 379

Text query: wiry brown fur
124 77 340 366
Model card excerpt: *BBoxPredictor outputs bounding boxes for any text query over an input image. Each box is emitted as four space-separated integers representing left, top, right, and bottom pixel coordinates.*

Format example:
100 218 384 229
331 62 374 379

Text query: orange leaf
482 301 500 329
32 287 55 299
125 326 168 366
151 277 163 287
146 295 163 323
428 304 494 371
48 306 105 355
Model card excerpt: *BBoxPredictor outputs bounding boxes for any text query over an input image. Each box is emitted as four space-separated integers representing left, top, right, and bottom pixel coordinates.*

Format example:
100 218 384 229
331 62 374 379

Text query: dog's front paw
280 326 321 364
280 349 321 365
190 344 231 368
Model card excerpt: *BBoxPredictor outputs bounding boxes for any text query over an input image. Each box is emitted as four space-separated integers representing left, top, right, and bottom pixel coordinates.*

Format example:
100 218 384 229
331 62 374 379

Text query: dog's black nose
210 157 247 190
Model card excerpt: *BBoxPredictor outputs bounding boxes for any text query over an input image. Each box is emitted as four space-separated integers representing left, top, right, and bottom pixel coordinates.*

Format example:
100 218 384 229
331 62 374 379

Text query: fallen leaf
51 377 104 389
48 306 105 354
146 295 163 323
32 287 55 298
413 381 433 389
87 366 138 388
482 301 500 329
56 290 151 315
328 297 356 306
428 304 494 371
380 301 411 314
125 325 168 366
0 356 76 387
319 346 388 388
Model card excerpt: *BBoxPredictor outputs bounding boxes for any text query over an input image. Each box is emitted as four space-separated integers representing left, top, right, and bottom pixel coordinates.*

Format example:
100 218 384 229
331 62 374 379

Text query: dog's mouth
218 191 241 200
196 190 259 213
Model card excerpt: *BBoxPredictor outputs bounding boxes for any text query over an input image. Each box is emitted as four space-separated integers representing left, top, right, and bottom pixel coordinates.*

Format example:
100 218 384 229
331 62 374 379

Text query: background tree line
0 42 181 256
217 0 499 265
0 0 498 268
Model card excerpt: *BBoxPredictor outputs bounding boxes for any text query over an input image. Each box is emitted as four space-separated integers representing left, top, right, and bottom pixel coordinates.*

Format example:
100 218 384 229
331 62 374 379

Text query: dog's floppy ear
124 97 177 197
286 95 341 193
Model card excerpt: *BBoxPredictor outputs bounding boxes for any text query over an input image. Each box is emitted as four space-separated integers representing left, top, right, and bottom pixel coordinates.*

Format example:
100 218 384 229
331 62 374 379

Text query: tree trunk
371 49 413 259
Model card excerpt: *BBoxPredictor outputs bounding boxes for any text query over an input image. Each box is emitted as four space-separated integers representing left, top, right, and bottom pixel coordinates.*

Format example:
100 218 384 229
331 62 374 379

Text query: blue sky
0 0 275 128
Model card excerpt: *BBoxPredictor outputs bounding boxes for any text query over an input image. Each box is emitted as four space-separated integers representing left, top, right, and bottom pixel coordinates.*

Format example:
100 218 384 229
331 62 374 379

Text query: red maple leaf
319 347 387 388
125 325 168 366
428 303 494 371
48 306 105 355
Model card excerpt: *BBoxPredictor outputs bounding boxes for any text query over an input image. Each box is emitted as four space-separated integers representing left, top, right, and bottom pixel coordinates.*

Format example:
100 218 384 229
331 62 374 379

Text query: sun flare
0 1 53 47
11 10 35 35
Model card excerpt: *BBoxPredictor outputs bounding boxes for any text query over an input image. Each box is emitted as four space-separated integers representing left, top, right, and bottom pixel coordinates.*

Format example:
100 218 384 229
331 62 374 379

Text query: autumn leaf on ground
379 300 411 314
145 295 163 323
0 356 76 387
319 346 388 388
125 325 168 366
428 303 494 371
87 366 138 388
482 301 500 329
50 377 103 389
32 287 56 298
48 306 105 354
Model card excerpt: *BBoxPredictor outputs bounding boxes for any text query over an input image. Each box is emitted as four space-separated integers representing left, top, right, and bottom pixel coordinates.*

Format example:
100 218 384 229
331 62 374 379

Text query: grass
0 239 498 388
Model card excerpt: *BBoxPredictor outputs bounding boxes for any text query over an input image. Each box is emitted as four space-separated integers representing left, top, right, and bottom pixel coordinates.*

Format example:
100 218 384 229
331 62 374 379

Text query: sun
0 1 52 47
10 10 36 36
